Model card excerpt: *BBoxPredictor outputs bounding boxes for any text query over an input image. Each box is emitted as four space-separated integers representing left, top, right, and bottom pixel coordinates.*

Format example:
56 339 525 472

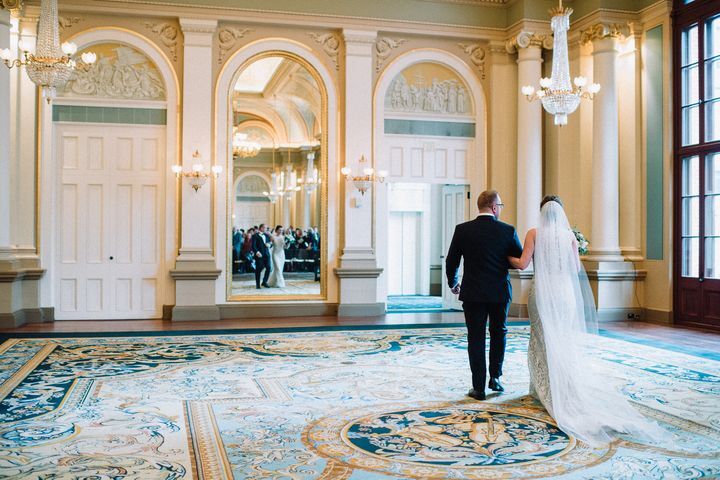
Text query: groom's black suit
446 215 523 392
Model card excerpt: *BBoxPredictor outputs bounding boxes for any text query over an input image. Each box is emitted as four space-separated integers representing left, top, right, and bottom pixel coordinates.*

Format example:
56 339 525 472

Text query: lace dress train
527 286 554 417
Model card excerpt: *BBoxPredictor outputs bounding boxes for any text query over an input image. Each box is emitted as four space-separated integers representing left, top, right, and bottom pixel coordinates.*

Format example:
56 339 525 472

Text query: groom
446 190 523 400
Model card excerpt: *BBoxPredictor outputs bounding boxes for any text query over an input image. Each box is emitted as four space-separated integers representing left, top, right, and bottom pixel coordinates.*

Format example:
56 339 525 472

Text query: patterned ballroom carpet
386 295 456 312
0 325 719 479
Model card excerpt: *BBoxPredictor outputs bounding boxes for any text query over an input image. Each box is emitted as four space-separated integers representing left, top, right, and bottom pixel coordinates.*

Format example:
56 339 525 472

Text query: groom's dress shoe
467 388 486 400
488 377 504 392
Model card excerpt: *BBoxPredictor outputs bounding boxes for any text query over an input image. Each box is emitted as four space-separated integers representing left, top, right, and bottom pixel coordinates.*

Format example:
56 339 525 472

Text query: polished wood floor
1 313 718 354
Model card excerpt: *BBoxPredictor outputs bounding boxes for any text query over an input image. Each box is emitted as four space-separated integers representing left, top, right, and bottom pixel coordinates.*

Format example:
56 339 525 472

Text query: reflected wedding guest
252 224 272 288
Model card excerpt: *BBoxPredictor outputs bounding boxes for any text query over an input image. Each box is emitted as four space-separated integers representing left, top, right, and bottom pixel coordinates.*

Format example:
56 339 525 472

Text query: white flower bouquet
572 227 589 256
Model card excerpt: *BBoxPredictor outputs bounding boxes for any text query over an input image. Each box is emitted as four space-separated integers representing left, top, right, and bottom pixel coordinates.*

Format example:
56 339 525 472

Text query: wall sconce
171 150 222 192
341 155 387 196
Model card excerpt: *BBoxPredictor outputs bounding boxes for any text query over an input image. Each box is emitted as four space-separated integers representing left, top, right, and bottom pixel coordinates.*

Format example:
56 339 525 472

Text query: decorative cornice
0 268 45 282
143 21 179 62
218 26 251 64
505 30 552 54
169 269 222 280
375 36 406 73
334 267 384 279
585 269 647 281
308 32 341 71
342 30 377 45
580 22 631 45
457 42 486 79
179 18 218 34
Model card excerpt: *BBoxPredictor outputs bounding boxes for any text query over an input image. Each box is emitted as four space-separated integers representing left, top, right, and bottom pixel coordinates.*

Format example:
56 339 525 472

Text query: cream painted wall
0 0 679 323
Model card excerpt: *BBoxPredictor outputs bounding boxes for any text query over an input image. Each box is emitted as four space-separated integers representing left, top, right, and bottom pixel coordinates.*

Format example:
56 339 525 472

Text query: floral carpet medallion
0 327 719 479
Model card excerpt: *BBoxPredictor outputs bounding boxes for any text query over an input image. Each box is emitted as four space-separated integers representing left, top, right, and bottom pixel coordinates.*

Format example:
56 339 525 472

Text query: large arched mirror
227 54 326 300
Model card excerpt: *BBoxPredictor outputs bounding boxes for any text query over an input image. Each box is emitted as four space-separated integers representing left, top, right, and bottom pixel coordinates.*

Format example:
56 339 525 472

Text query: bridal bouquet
572 227 589 256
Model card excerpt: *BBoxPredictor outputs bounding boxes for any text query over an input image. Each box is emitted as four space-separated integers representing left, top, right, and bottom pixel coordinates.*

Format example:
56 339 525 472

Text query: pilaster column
335 29 383 316
506 31 548 317
578 22 646 322
170 18 220 321
506 31 549 241
0 9 11 251
13 9 37 260
582 23 629 261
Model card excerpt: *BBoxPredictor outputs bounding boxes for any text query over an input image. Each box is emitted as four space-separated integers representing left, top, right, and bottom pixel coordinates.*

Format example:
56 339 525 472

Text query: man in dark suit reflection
252 224 272 288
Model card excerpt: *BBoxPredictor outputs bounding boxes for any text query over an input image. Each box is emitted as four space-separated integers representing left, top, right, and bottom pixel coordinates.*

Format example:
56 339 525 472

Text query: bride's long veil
533 202 666 445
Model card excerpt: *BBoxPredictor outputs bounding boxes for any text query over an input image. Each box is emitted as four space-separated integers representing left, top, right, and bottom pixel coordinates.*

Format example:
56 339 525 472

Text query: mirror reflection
229 56 324 298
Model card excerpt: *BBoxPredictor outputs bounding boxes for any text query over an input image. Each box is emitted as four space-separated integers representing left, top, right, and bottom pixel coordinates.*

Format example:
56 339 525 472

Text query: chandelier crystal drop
0 0 96 102
520 0 600 126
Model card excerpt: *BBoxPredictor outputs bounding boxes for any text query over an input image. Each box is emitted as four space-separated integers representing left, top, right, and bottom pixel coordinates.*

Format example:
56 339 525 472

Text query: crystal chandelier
171 150 222 192
262 144 281 203
520 0 600 126
0 0 96 102
232 130 262 158
298 152 320 193
341 155 387 196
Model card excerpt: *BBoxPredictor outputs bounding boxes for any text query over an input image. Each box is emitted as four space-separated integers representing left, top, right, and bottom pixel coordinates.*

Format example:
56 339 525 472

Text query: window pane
707 99 720 142
683 237 700 277
682 105 700 145
683 65 700 105
706 237 720 278
683 155 700 196
705 58 720 101
706 14 720 59
682 25 698 66
706 195 720 235
705 153 720 194
683 197 700 235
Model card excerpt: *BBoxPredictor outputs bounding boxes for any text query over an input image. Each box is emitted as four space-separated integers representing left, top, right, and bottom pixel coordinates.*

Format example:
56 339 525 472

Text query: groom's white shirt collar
477 213 495 217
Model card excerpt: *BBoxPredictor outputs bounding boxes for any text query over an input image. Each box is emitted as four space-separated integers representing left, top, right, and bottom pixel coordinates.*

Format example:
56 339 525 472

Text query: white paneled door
55 124 166 319
441 185 470 310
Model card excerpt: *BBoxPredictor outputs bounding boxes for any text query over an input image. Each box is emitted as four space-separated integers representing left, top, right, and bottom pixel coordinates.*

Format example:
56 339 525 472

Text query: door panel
55 124 165 320
442 185 470 310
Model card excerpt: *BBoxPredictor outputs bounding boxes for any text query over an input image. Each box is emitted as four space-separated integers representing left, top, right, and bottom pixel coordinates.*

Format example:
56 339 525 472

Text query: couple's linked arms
508 229 536 270
507 228 583 272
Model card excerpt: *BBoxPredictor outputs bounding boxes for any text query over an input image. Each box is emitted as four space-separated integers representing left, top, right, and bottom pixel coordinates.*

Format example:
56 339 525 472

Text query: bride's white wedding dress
267 234 286 288
526 202 667 446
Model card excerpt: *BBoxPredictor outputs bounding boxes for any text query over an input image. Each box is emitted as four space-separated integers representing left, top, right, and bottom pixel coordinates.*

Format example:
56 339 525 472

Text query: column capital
505 31 552 54
0 0 22 17
180 18 217 48
343 29 376 58
342 29 377 46
580 22 631 46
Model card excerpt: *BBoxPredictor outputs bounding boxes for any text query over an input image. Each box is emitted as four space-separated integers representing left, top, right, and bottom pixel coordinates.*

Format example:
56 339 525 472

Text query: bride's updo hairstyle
540 195 563 209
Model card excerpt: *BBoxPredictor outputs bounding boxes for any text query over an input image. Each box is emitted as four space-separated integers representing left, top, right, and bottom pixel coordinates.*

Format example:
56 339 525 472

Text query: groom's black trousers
462 301 509 391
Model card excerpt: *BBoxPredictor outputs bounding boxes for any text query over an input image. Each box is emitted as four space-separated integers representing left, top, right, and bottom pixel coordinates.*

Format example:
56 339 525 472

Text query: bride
267 225 286 288
509 195 666 446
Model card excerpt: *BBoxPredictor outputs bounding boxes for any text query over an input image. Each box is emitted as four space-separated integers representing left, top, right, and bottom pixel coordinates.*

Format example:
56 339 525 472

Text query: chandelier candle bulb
0 49 11 61
521 85 535 97
61 42 77 55
211 166 223 175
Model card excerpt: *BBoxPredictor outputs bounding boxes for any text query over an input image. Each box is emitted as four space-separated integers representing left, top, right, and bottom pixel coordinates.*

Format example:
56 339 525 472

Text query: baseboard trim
644 308 672 325
509 302 528 318
338 303 385 317
597 307 643 322
219 303 338 319
171 305 221 321
0 307 54 328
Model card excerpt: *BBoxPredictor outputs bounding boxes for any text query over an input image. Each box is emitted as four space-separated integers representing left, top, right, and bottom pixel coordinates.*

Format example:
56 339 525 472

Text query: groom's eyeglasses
493 203 505 208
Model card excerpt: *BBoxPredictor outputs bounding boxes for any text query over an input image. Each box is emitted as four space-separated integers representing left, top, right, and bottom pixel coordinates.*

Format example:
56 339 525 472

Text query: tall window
675 0 720 328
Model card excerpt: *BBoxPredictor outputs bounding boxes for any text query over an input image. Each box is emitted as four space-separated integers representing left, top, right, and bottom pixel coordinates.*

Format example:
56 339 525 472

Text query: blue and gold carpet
0 325 719 479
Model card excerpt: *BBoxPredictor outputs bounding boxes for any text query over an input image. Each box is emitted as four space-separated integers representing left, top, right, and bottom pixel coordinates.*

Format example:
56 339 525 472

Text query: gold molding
580 22 631 45
0 0 23 15
505 30 552 54
375 37 406 73
221 50 329 303
308 32 341 71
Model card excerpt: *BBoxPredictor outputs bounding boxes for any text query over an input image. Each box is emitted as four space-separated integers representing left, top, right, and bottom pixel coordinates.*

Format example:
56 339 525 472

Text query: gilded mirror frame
226 50 328 302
